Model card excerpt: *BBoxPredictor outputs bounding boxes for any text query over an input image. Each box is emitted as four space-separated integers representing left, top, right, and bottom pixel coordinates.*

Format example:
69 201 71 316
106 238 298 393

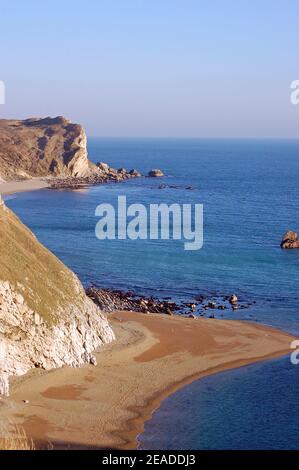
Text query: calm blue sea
5 138 299 449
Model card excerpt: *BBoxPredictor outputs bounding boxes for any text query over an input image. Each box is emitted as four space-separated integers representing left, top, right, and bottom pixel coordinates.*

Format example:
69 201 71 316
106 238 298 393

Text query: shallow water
5 138 299 449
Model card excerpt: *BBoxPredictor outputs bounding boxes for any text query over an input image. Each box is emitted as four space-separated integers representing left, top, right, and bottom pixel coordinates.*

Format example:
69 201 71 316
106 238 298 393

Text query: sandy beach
0 311 294 450
0 178 49 195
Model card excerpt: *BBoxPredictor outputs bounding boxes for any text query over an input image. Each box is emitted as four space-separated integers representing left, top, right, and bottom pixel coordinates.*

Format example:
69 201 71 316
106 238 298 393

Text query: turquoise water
5 138 299 449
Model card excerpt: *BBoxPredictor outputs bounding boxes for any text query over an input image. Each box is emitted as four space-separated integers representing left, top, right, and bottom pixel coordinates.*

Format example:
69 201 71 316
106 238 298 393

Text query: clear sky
0 0 298 137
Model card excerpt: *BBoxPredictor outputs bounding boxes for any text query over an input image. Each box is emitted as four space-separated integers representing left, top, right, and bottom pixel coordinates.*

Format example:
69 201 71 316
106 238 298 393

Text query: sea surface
5 138 299 449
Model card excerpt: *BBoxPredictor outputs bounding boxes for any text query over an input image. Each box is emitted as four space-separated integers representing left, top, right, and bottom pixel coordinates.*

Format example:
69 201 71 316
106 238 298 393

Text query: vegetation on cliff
0 202 114 395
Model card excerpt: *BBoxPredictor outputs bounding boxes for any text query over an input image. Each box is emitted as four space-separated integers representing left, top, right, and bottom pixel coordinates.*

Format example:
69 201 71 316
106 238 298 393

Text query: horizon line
88 135 299 140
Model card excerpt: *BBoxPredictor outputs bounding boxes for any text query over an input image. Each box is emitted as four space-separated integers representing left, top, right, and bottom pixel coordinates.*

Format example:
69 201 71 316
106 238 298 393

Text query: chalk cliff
0 116 95 181
0 200 115 395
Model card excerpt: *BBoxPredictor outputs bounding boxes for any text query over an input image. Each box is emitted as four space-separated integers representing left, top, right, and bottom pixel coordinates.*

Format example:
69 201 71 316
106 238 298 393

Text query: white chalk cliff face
0 201 115 395
0 116 96 181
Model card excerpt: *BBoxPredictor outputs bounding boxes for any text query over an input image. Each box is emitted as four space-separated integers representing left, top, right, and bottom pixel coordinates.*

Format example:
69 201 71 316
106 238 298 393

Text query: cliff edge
0 200 115 395
0 116 95 181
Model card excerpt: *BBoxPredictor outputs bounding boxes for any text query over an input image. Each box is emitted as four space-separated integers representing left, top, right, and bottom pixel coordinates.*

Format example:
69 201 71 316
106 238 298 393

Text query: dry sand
0 311 295 450
0 178 49 195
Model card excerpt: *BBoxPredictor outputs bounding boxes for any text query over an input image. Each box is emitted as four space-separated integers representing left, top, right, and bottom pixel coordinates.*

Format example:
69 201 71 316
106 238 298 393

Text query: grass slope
0 203 84 324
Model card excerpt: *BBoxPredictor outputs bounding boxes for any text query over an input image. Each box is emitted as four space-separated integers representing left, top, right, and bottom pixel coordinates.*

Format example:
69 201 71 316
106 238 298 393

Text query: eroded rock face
0 280 114 396
0 116 95 181
280 231 299 249
0 203 115 395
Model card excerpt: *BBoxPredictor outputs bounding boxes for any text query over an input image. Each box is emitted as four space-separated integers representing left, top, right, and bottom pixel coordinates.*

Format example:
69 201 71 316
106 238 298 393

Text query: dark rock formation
86 287 252 318
86 287 180 315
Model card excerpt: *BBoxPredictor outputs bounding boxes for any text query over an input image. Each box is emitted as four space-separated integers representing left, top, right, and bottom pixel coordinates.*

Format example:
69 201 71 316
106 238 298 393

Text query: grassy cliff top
0 203 84 324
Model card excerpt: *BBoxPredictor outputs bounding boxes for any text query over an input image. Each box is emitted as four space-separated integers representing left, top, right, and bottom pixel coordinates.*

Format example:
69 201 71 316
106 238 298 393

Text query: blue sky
0 0 298 137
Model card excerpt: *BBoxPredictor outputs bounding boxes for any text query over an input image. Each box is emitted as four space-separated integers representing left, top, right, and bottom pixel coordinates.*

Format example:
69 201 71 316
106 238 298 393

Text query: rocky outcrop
86 287 180 315
96 163 142 181
86 287 252 317
280 231 299 249
0 116 96 181
0 202 115 395
49 164 142 190
0 116 142 188
148 169 164 177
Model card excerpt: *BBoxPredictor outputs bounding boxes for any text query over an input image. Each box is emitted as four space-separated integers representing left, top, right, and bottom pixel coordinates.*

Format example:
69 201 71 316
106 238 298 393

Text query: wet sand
0 311 295 450
0 178 48 195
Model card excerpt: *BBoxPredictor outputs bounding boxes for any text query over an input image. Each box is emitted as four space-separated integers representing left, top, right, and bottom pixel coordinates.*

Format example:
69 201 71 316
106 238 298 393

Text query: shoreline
0 178 49 195
0 169 141 196
1 311 295 450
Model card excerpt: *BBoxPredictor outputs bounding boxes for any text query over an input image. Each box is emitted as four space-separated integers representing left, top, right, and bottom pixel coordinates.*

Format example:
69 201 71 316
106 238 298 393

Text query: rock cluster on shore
86 286 252 317
49 163 142 190
86 287 178 315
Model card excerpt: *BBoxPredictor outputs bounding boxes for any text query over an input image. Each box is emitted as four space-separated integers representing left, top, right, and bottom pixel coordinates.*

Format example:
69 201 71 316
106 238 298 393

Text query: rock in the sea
129 169 141 177
229 294 238 305
280 231 299 249
0 202 115 396
148 169 164 177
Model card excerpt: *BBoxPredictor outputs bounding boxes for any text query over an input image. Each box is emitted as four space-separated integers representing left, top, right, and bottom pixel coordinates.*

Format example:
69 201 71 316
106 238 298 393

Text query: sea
5 138 299 449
